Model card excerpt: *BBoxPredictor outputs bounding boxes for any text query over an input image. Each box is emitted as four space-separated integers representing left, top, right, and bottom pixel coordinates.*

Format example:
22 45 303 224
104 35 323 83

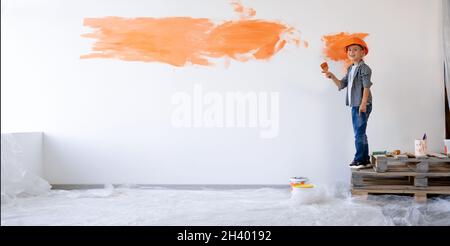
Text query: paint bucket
289 177 314 189
444 139 450 155
414 139 427 157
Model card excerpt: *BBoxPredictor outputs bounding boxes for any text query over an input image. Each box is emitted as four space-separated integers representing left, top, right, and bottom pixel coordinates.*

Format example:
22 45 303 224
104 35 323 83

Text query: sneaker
349 161 371 169
363 160 372 167
359 162 372 169
349 160 362 169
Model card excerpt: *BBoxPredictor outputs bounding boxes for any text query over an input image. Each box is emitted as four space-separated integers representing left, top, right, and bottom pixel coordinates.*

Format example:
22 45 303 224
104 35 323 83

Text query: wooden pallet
351 188 450 203
352 167 450 186
351 168 450 202
372 153 450 173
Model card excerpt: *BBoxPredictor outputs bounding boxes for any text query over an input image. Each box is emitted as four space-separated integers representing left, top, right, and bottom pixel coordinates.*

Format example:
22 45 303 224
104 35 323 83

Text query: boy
324 37 373 169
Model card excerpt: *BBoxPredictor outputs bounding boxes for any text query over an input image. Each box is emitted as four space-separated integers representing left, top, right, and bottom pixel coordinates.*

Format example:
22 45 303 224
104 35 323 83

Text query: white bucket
444 139 450 154
415 139 427 157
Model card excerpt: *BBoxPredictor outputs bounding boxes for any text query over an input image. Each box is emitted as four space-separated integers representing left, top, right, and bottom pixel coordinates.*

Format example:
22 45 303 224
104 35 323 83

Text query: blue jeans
351 104 372 162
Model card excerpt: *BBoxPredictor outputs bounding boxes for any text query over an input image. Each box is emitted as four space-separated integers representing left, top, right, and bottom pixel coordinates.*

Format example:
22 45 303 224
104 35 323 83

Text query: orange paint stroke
303 41 309 48
231 0 256 19
321 32 369 68
81 17 305 67
81 1 306 67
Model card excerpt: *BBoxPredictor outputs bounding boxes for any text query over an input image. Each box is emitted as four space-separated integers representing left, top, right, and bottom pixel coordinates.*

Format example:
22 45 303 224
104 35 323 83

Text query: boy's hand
359 103 367 115
359 88 370 115
323 71 336 80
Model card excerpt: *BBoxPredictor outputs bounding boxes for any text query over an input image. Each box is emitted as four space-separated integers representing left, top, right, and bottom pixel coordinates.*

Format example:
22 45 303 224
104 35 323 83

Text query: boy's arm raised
325 71 348 90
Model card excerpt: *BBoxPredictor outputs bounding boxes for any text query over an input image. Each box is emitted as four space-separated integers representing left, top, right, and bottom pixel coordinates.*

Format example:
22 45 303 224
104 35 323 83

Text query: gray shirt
338 60 373 107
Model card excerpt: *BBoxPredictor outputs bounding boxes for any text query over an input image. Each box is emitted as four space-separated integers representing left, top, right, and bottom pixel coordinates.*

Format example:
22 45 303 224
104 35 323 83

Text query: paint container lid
289 177 309 184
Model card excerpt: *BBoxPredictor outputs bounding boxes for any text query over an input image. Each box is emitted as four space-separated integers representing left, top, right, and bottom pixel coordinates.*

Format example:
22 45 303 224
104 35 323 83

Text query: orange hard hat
344 37 369 55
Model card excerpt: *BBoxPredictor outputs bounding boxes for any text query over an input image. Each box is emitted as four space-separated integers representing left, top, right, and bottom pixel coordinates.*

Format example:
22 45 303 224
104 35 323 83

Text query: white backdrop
1 0 445 185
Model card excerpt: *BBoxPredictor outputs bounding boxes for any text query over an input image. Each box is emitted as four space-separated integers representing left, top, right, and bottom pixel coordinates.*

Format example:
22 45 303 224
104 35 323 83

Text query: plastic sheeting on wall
444 0 450 108
1 134 51 204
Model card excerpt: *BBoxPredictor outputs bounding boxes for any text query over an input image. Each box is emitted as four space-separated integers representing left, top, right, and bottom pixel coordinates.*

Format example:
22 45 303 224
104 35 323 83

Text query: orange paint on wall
303 41 309 48
322 32 369 67
231 0 256 19
81 17 215 66
81 2 306 67
206 20 290 60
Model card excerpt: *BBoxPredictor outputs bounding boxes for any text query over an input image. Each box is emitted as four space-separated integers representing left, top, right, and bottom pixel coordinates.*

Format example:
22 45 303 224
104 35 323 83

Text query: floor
1 185 449 226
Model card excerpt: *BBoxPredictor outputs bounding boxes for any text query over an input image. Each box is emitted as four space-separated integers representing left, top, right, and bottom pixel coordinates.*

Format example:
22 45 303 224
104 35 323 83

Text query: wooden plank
389 153 448 163
371 154 450 174
373 154 387 160
388 157 446 163
352 169 450 177
375 160 388 172
407 162 450 173
394 154 409 160
352 188 450 195
416 161 429 173
405 152 429 159
354 178 450 187
351 173 364 187
414 177 428 187
414 192 427 203
351 190 368 200
350 189 440 203
351 185 450 193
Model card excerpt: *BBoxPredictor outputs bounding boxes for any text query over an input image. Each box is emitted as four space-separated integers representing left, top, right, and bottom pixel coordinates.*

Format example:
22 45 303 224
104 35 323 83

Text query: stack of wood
351 151 450 202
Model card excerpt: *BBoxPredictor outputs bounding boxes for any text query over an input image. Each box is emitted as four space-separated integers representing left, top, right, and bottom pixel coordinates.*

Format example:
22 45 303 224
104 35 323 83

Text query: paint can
414 139 427 157
289 177 314 189
444 139 450 155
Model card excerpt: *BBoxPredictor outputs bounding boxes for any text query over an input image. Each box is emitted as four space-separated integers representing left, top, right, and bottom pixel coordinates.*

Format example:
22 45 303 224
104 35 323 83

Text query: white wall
1 0 445 185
